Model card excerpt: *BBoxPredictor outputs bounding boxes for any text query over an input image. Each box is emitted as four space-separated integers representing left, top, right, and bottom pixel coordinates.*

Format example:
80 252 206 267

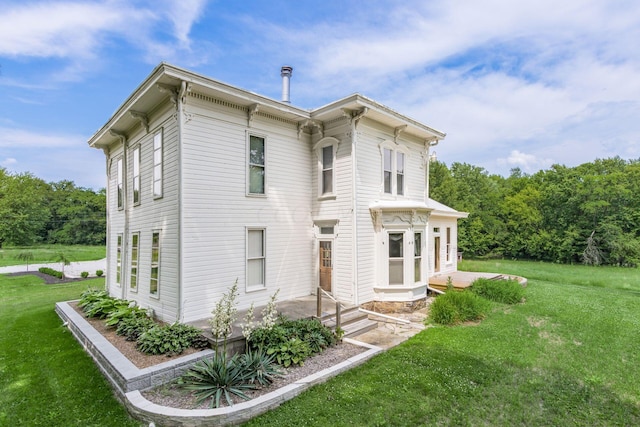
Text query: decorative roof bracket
393 125 407 144
157 83 179 105
109 129 127 145
129 110 149 133
297 119 324 139
248 103 259 127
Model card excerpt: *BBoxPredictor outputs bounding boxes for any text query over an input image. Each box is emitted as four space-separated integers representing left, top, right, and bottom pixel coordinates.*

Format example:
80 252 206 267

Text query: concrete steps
321 305 379 338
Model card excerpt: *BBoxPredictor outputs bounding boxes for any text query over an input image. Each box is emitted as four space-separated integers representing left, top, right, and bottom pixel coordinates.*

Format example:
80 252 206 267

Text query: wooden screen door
319 241 332 292
434 236 441 273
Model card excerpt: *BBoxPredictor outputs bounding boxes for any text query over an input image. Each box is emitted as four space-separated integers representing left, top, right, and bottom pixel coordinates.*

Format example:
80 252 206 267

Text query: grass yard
246 260 640 426
0 275 141 427
0 245 105 267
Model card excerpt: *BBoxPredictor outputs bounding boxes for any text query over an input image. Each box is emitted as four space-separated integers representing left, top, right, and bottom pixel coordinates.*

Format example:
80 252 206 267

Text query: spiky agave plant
181 353 255 408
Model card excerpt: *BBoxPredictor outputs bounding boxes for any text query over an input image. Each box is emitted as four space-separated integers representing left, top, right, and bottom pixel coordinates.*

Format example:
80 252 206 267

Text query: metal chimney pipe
281 66 293 103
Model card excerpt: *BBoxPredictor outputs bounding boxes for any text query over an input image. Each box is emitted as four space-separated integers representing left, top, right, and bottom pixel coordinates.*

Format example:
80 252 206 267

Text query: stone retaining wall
55 301 214 396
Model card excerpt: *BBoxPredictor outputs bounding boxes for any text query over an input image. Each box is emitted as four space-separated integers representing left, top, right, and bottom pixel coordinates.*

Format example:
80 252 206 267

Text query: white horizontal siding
179 101 314 322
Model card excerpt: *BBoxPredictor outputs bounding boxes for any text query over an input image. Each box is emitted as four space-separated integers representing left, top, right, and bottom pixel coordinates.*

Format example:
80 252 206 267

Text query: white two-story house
88 63 467 323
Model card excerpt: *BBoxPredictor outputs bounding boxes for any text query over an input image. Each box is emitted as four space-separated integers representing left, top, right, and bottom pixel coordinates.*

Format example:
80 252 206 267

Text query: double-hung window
322 146 334 194
382 147 406 196
116 234 122 286
446 227 451 263
132 146 140 205
247 228 266 289
130 232 139 291
153 131 163 198
414 232 422 282
150 231 160 296
248 135 265 195
388 232 404 285
117 158 123 209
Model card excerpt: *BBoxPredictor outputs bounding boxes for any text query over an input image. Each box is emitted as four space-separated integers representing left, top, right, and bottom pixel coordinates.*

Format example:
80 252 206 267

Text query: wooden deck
429 271 504 292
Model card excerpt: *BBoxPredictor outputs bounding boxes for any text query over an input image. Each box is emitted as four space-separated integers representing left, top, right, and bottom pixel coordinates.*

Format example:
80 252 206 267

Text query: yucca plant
238 349 282 387
181 353 255 408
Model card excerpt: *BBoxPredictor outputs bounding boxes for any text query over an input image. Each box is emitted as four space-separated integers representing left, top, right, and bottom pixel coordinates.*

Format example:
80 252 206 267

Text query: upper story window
153 130 163 198
132 146 140 205
117 158 123 209
315 137 338 199
322 146 334 194
382 146 406 196
248 135 265 195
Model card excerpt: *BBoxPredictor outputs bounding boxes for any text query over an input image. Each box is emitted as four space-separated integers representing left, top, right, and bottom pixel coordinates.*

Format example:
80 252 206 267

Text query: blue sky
1 0 639 189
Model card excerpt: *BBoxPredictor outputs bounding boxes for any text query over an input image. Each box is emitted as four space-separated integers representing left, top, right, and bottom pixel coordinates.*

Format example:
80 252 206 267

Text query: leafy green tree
46 181 106 245
0 169 50 247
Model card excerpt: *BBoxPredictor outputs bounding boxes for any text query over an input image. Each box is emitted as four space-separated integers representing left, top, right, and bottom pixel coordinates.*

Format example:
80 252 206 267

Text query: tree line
430 156 640 267
0 168 105 247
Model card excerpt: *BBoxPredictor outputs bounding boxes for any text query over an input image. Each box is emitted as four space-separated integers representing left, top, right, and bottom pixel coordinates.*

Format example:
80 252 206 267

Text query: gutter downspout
425 137 439 296
177 80 188 323
425 137 439 202
110 130 128 300
349 108 368 306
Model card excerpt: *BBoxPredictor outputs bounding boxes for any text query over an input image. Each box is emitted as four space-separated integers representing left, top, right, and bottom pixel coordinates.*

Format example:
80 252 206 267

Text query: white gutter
350 108 368 306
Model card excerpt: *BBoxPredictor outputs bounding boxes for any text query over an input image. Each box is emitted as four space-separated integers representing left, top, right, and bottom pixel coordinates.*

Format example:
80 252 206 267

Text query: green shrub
80 271 89 278
96 270 104 277
137 323 208 356
248 316 335 367
429 290 490 325
116 316 156 341
38 267 63 279
471 278 525 304
180 353 255 408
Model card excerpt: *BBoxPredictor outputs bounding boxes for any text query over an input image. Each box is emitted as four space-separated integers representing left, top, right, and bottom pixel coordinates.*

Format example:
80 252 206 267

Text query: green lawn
0 275 141 427
246 261 640 426
0 245 105 267
2 260 639 426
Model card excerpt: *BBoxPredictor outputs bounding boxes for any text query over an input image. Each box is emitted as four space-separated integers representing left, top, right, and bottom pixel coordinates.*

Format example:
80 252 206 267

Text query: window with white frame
247 228 266 289
153 131 163 198
133 146 140 205
150 231 160 296
396 152 405 196
116 233 122 286
414 232 422 282
382 147 406 196
130 232 139 291
446 227 451 263
321 145 334 195
117 158 123 209
388 232 404 285
248 135 265 195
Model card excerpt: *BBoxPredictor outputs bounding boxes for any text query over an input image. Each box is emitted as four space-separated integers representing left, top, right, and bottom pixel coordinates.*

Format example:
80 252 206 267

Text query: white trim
149 230 161 299
378 140 409 198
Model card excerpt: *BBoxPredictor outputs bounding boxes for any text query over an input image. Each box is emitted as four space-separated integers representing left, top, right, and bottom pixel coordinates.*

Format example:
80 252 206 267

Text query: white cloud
0 126 84 148
0 0 210 81
1 157 17 167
